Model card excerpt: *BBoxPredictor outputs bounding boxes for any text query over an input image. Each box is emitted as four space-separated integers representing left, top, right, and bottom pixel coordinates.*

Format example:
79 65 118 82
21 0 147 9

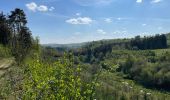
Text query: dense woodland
0 8 39 63
0 8 170 100
130 35 167 50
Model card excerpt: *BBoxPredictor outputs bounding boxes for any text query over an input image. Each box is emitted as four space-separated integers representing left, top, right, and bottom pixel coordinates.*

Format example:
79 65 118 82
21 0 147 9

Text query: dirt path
0 58 14 77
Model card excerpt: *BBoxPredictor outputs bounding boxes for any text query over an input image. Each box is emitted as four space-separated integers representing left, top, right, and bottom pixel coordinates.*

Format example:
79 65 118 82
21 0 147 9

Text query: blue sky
0 0 170 44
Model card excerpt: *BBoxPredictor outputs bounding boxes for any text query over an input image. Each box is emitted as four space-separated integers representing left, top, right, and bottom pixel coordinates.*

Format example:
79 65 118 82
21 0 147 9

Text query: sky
0 0 170 44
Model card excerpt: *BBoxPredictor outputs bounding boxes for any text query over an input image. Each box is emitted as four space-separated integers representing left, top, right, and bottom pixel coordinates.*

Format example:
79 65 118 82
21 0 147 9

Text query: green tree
8 8 27 54
17 26 32 62
8 8 32 63
0 12 12 45
8 8 27 33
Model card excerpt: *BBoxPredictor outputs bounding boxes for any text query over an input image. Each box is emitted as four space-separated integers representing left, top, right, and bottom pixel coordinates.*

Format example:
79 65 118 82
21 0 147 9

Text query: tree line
0 8 38 63
130 34 167 50
73 34 168 64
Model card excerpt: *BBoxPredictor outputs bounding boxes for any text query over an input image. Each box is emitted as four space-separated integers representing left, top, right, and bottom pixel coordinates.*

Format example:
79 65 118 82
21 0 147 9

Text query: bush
22 53 99 99
0 44 11 58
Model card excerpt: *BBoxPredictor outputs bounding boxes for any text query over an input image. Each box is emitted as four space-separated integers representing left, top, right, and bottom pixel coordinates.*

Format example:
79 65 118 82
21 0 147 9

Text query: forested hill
72 34 169 56
43 42 87 49
83 33 169 50
45 33 170 51
166 33 170 47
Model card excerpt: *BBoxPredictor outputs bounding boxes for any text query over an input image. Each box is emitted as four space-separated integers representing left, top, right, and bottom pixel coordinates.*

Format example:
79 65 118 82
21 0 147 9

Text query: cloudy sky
0 0 170 44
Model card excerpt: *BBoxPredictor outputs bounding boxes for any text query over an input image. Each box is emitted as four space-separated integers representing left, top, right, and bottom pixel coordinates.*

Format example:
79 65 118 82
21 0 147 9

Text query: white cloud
117 17 122 20
140 32 150 36
76 13 81 16
37 5 48 12
96 0 114 5
73 0 114 6
49 7 55 11
151 0 162 3
66 17 93 25
26 2 55 12
136 0 142 3
97 29 106 34
104 18 112 23
26 2 37 12
142 24 147 26
116 17 128 21
136 0 162 4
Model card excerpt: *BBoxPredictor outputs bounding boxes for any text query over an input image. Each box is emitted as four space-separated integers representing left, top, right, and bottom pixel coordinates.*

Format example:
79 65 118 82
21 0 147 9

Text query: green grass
0 45 11 59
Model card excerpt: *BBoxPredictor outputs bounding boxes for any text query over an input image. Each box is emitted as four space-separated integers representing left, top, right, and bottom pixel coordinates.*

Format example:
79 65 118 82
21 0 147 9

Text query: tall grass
0 45 11 58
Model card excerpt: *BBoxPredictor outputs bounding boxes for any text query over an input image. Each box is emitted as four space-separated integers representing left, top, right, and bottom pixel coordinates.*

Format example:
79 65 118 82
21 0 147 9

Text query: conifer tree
0 12 11 45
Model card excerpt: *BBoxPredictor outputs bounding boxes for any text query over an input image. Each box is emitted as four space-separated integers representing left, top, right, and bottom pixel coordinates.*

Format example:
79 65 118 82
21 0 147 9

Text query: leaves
22 53 98 99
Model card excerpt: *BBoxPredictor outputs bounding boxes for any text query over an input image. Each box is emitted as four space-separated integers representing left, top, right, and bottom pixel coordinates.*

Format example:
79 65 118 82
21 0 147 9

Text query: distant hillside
166 33 170 47
42 42 87 49
81 33 170 50
43 33 170 50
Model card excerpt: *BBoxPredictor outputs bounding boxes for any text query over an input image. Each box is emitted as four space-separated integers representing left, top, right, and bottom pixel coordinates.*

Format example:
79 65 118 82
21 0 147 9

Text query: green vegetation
0 8 170 100
0 45 11 58
166 33 170 47
22 53 100 99
130 35 167 50
73 47 170 99
118 50 170 89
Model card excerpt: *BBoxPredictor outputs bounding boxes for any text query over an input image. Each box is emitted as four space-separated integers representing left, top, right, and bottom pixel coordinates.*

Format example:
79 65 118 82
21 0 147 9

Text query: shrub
22 53 99 99
0 44 11 58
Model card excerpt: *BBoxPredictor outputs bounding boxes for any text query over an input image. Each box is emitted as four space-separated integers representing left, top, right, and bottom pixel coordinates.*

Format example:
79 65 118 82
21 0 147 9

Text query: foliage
0 44 11 58
0 12 12 46
0 8 33 63
22 53 99 99
118 50 170 90
130 34 167 50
